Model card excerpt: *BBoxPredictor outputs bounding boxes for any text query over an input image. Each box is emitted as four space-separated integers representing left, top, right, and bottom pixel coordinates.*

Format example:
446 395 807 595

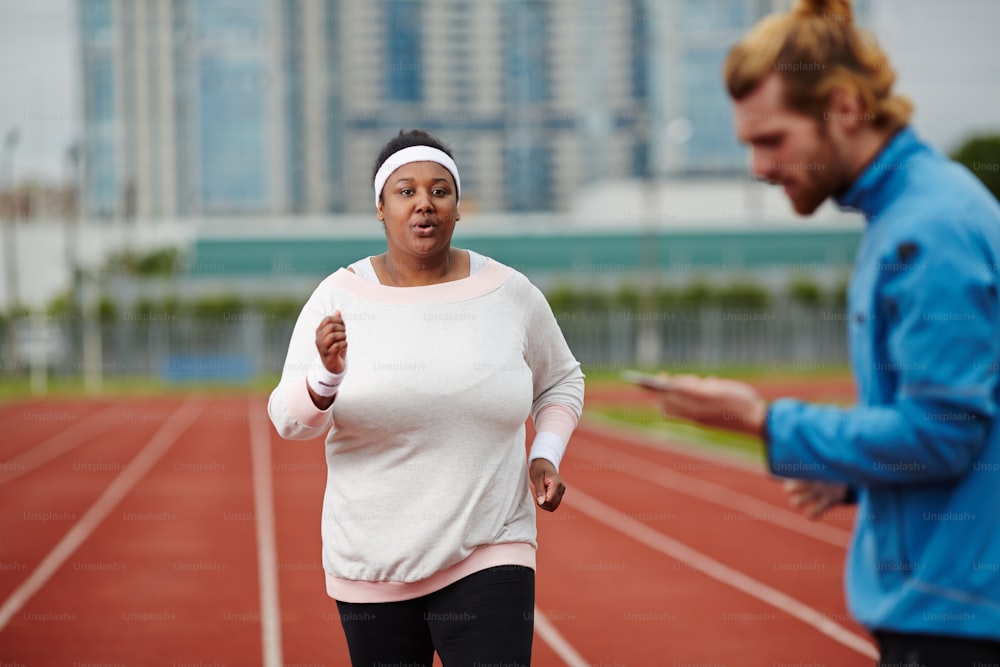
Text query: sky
0 0 78 184
872 0 1000 154
0 0 997 185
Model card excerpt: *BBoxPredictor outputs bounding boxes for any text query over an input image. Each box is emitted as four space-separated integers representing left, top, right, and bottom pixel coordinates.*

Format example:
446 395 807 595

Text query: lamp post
636 111 661 369
2 128 20 315
2 127 21 374
74 145 102 395
64 143 82 386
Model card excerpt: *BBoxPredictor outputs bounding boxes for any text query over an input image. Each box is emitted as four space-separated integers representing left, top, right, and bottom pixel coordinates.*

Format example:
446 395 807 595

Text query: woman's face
376 160 460 262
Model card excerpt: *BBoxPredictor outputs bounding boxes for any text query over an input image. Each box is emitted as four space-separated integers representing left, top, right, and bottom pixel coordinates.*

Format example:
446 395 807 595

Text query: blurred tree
611 284 641 311
545 284 609 314
136 247 182 276
788 276 823 307
716 282 770 311
652 286 681 312
677 282 714 310
191 294 245 321
46 292 78 319
159 296 181 318
103 246 183 277
97 296 117 322
249 296 303 320
952 134 1000 201
830 276 850 312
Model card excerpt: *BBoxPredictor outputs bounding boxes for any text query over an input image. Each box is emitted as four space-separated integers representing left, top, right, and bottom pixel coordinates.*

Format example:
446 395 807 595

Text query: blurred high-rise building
648 0 870 176
78 0 869 219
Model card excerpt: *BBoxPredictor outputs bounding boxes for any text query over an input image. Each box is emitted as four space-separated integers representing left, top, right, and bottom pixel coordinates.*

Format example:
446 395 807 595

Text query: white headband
373 145 461 208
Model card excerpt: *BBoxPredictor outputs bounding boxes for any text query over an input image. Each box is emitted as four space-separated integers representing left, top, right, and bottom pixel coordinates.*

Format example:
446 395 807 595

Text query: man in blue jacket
650 1 1000 665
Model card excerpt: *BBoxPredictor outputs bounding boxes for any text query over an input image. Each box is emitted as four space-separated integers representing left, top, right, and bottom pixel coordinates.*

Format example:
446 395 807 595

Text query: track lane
577 417 859 535
0 399 116 461
531 420 876 665
0 404 175 603
0 392 877 666
0 405 124 485
535 500 873 666
267 398 349 666
0 396 265 665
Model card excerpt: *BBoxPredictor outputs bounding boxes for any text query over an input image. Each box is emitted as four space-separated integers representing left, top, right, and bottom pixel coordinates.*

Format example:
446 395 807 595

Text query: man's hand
651 374 769 438
529 458 566 512
783 479 849 520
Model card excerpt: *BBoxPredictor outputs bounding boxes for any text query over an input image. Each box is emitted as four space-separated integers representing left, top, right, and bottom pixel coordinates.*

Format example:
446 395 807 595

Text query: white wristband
307 361 346 398
528 431 567 472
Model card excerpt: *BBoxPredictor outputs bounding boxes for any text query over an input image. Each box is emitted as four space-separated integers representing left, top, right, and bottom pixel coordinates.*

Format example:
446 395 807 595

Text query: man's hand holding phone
625 370 768 439
621 369 674 391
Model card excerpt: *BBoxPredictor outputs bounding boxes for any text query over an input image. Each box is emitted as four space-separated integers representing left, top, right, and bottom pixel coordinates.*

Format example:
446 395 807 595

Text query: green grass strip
0 374 282 402
584 403 767 464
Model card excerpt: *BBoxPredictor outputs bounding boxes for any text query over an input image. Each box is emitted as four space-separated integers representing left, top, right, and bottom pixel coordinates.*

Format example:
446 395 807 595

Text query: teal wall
188 228 862 278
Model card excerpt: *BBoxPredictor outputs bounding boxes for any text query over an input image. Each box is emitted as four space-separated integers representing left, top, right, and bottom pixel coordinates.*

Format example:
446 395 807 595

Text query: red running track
0 390 877 666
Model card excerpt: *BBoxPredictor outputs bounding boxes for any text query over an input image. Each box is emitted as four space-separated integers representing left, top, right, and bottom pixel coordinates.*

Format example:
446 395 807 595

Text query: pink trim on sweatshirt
328 258 513 304
535 404 580 443
325 542 536 603
285 377 333 427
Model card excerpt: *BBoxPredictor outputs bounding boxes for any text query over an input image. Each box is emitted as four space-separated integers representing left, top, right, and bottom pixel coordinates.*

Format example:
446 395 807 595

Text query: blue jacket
765 127 1000 639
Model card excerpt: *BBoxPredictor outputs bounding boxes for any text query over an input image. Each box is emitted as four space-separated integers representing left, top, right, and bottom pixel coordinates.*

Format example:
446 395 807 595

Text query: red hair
724 0 912 131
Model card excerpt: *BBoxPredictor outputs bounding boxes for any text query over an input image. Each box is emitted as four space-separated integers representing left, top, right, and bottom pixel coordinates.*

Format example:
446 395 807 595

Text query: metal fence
557 306 848 371
1 303 849 383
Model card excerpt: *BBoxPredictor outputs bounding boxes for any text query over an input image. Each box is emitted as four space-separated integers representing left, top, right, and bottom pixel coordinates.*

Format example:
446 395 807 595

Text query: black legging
336 565 535 667
876 630 1000 667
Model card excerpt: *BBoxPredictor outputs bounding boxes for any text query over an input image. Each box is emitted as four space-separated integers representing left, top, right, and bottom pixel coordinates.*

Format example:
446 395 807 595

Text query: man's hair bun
793 0 854 24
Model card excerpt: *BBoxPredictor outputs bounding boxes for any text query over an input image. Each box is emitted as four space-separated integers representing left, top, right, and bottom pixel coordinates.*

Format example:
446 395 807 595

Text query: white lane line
534 606 590 667
248 397 283 667
0 405 123 486
0 398 204 631
565 488 880 661
573 437 852 548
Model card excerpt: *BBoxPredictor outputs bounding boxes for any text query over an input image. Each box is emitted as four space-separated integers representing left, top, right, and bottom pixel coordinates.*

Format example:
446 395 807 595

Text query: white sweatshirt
267 255 584 602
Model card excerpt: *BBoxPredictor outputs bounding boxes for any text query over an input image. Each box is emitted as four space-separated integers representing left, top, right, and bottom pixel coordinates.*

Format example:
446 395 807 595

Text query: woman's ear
376 199 384 221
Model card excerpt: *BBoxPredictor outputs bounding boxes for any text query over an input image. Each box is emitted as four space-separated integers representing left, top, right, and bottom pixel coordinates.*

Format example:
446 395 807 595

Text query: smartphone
621 369 673 391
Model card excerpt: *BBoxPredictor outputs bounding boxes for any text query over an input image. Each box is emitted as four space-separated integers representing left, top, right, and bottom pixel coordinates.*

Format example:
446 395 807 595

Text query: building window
630 0 649 101
503 1 548 105
198 60 268 210
385 0 422 102
283 0 305 212
683 47 743 170
682 0 748 32
195 0 263 42
81 0 113 45
505 142 550 212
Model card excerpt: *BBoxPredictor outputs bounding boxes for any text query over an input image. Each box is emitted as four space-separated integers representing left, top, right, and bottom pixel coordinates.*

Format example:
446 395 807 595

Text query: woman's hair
723 0 912 132
371 129 455 196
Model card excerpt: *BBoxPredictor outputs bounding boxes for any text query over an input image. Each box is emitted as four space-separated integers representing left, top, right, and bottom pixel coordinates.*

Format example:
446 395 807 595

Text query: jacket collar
834 126 922 223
